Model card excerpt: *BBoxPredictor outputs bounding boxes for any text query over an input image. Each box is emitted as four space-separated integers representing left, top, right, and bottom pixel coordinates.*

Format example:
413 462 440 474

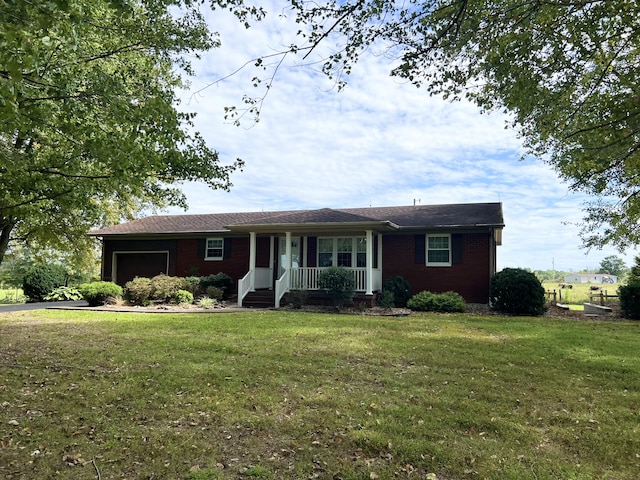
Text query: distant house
563 274 617 284
90 202 504 307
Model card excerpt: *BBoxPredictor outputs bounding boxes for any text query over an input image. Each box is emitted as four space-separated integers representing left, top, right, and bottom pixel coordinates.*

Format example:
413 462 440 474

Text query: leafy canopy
235 0 639 251
0 0 244 267
597 255 628 277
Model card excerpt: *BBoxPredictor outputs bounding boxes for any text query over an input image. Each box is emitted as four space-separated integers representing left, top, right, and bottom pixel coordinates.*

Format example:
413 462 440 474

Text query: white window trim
205 237 224 261
426 233 452 267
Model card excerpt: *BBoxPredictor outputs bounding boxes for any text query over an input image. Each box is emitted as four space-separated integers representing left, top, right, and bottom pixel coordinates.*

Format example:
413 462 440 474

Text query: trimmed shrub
318 266 356 310
200 273 233 298
490 268 546 316
124 277 153 306
150 274 187 303
44 286 83 302
79 281 123 306
383 276 412 308
206 286 225 301
377 290 395 309
408 290 466 313
619 284 640 320
175 289 194 305
183 276 202 295
22 264 67 302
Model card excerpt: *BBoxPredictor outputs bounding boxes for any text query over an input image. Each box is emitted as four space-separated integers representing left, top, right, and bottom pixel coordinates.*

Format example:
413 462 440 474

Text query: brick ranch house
89 202 504 307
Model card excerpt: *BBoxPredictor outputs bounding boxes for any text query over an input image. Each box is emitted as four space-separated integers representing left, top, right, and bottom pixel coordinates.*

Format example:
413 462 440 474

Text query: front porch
238 266 383 308
236 228 385 308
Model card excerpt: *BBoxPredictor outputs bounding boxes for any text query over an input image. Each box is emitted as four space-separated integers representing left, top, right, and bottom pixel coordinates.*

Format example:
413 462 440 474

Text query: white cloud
168 2 638 272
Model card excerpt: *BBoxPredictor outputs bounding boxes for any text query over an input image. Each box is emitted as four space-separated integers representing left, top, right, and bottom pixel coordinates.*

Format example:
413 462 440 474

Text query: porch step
242 289 275 308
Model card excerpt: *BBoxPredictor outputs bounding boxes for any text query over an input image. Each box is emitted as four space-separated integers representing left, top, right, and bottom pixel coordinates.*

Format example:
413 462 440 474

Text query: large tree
597 255 627 277
0 0 244 267
238 0 639 250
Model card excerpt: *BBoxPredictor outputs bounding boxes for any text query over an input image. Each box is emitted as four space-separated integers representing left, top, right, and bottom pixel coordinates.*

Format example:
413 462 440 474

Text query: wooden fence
588 290 618 306
545 289 619 305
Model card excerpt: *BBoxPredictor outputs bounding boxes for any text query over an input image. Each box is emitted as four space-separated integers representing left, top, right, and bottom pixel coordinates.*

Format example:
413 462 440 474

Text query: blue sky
168 3 637 273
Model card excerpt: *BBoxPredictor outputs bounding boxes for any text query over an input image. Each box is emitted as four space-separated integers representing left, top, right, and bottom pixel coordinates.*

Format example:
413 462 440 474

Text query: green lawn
543 282 619 305
1 309 638 480
0 288 25 304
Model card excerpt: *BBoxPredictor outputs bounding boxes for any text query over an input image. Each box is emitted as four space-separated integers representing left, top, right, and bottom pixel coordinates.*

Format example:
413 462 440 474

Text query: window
318 237 366 267
427 234 451 266
205 238 223 260
318 238 333 267
336 238 353 267
356 238 367 267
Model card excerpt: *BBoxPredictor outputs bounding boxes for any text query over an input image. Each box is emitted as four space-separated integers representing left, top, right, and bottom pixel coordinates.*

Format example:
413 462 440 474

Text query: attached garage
113 251 169 286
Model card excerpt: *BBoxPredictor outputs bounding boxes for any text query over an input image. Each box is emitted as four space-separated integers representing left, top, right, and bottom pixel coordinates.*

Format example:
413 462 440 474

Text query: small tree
625 256 640 286
318 267 356 310
490 268 546 316
619 256 640 320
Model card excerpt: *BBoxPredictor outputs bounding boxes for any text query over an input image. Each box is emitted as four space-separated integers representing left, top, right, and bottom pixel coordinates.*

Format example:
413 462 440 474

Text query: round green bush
383 276 412 307
206 286 225 301
22 264 67 302
318 266 356 310
124 277 153 306
174 289 194 305
490 268 546 316
150 274 188 303
200 273 233 298
407 290 466 312
79 281 123 306
184 276 202 295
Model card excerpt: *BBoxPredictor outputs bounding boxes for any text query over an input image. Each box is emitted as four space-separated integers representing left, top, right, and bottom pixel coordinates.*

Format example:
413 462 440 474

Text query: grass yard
0 310 638 480
0 288 25 304
543 282 619 306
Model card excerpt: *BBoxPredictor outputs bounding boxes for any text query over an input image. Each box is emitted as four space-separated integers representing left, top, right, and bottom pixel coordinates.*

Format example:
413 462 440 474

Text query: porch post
285 231 292 270
366 229 373 295
285 231 292 292
249 231 257 291
378 234 383 288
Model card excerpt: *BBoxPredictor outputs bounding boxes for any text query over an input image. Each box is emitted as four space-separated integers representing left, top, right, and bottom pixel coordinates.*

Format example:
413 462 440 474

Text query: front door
278 236 301 278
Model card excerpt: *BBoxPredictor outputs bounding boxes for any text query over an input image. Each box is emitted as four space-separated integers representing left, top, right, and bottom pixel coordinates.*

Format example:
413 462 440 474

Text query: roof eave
225 220 400 234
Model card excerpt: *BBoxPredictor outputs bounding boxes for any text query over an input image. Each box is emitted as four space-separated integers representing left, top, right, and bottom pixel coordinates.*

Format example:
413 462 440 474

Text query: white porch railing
238 267 272 306
241 267 382 307
237 270 254 307
290 267 382 292
275 269 290 308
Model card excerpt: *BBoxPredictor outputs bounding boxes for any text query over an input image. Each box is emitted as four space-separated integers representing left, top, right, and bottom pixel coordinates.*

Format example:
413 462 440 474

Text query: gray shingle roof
90 203 503 236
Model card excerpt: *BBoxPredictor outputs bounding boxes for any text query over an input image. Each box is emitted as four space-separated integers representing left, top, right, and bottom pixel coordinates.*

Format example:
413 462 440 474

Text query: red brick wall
382 232 492 303
175 237 250 290
103 232 496 303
